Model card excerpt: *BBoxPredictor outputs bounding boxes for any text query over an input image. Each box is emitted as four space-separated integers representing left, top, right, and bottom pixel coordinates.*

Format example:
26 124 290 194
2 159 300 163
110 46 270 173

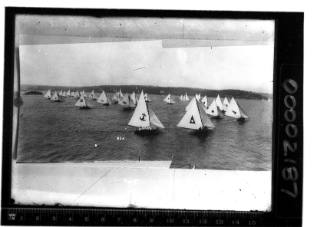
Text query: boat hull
134 128 160 136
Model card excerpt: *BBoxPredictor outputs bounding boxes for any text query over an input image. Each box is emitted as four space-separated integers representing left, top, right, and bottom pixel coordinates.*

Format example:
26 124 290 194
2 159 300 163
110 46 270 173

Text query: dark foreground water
17 94 272 170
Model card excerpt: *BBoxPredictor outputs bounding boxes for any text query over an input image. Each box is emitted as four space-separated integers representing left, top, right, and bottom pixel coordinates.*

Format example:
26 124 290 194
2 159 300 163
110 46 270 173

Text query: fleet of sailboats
42 88 250 132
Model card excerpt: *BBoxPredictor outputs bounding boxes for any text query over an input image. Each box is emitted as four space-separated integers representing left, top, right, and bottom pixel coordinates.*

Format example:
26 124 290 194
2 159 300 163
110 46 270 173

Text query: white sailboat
185 93 190 101
75 95 90 109
118 93 137 110
74 91 80 99
195 94 201 101
112 92 119 104
59 90 63 96
201 96 208 108
144 93 151 102
89 90 97 100
222 97 230 113
44 90 51 99
206 99 224 119
67 89 71 97
97 90 111 105
179 95 184 101
163 94 175 104
225 97 249 121
177 97 215 133
215 94 224 112
62 91 67 97
50 91 61 102
128 91 164 135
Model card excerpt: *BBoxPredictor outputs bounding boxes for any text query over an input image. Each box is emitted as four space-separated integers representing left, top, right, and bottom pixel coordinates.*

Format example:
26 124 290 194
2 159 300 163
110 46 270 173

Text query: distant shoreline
22 84 272 100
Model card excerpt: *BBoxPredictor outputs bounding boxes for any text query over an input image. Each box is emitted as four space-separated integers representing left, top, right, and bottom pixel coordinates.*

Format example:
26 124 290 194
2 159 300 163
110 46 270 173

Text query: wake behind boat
128 91 164 135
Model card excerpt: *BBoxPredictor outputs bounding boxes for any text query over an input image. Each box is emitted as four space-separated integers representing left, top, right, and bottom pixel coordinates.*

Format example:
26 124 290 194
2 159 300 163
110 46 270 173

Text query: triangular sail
67 90 71 96
222 97 229 111
177 98 203 130
215 94 224 111
75 96 88 107
149 108 165 128
201 96 208 108
97 91 109 105
44 90 51 99
197 101 215 129
206 100 219 116
118 93 130 106
164 94 175 104
50 91 59 101
195 94 201 101
185 93 189 101
225 97 241 118
128 91 150 128
130 92 137 105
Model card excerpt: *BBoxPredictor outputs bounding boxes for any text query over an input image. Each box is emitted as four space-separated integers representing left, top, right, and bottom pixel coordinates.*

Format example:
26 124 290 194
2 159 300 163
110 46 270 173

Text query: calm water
17 94 272 170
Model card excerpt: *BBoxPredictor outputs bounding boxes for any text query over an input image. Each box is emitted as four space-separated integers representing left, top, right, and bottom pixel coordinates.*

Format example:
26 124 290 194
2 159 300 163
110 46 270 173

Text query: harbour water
17 94 272 170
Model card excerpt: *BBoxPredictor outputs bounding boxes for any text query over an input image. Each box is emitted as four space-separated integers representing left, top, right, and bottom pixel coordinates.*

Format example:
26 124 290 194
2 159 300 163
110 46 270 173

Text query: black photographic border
2 7 303 226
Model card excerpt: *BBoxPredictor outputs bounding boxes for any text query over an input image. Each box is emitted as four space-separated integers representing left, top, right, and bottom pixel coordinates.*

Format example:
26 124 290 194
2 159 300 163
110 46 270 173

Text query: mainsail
225 97 248 119
222 97 230 112
97 91 110 105
185 93 190 101
177 98 215 130
44 90 51 99
89 90 96 100
67 90 71 96
164 94 175 104
215 94 224 111
195 94 201 101
201 96 208 108
206 99 224 118
50 91 60 102
75 96 89 108
128 91 164 129
118 93 131 107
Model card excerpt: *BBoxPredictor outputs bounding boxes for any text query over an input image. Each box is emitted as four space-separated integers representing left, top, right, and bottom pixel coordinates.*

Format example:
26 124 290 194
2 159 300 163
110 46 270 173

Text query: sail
89 90 95 99
197 100 215 129
97 91 109 104
222 97 229 111
201 96 208 108
149 108 165 128
75 96 87 107
225 97 242 118
206 100 219 116
67 90 71 96
118 93 130 106
62 91 66 97
215 94 224 111
180 95 183 101
128 91 150 128
130 92 137 105
177 98 203 130
195 94 201 101
50 91 59 101
164 94 171 103
185 93 189 101
59 90 63 96
44 90 51 99
164 94 175 104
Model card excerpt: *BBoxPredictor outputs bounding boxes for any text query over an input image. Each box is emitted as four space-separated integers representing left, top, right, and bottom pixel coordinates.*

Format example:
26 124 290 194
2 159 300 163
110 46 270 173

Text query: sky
17 16 274 93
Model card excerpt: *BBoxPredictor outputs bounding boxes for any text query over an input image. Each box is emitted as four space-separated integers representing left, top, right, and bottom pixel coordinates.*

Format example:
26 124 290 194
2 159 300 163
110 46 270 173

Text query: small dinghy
201 95 208 109
177 97 215 134
75 95 90 109
128 91 164 135
97 90 111 106
50 91 62 102
222 97 230 113
163 94 175 104
118 92 137 110
44 89 51 99
225 97 249 122
206 99 224 119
